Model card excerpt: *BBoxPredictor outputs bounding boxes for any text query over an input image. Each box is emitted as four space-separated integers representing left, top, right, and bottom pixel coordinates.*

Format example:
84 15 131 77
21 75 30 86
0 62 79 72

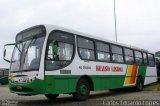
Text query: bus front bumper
9 78 52 95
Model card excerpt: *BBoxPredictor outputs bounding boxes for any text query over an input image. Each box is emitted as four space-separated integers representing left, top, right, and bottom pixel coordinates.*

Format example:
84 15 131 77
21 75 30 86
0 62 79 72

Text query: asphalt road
0 85 160 106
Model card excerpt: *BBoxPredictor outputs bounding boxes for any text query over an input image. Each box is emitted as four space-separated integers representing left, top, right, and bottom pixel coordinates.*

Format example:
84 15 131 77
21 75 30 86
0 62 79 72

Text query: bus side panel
92 75 125 90
52 76 78 94
43 75 55 94
137 66 147 82
144 67 157 85
68 78 78 93
108 76 126 89
54 79 69 94
92 77 107 90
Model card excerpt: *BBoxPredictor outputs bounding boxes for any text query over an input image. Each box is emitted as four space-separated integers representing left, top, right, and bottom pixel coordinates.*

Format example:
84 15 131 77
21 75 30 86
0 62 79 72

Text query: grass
143 81 160 91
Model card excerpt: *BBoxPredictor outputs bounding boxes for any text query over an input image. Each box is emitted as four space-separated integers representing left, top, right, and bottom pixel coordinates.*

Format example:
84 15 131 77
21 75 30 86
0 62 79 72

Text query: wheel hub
79 84 87 96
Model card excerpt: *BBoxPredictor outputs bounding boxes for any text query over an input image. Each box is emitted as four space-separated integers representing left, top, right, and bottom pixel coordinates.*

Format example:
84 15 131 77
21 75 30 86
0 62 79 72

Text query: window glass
11 37 45 71
134 51 143 64
46 41 74 70
124 48 133 56
125 56 134 64
79 48 95 60
96 42 110 61
112 54 124 63
148 54 155 66
47 41 73 61
49 32 74 43
77 37 95 60
135 51 142 58
111 45 123 54
135 58 143 64
23 37 45 70
97 52 110 61
124 48 134 64
97 42 109 52
46 31 74 70
111 45 124 63
143 53 148 65
77 37 94 49
10 46 21 71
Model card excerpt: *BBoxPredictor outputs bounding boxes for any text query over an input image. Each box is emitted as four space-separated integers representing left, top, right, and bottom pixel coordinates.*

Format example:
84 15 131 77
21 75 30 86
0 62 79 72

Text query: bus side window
148 54 155 66
124 48 134 64
96 42 110 61
47 41 59 60
77 37 95 60
134 51 143 65
45 31 75 70
143 53 148 65
111 45 124 63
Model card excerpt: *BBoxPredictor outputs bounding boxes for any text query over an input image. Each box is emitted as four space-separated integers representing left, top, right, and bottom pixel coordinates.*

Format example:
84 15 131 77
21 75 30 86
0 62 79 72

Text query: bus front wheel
73 79 90 101
45 94 59 99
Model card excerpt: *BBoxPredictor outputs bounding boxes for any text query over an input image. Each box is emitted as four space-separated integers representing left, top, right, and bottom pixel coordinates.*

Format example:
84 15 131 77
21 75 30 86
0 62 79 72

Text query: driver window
47 41 73 61
46 31 75 70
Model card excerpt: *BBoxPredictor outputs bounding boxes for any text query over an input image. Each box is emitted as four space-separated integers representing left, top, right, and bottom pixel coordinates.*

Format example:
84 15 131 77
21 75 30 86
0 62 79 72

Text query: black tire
135 77 143 92
73 79 90 101
109 89 118 92
45 94 59 99
1 83 7 85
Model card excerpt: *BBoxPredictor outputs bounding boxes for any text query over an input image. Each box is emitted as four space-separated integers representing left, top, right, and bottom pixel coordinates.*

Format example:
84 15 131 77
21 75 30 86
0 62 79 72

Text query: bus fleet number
79 66 91 70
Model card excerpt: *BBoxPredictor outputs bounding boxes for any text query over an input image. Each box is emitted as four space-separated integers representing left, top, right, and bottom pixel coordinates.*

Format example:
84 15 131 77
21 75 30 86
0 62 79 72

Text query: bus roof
31 24 151 53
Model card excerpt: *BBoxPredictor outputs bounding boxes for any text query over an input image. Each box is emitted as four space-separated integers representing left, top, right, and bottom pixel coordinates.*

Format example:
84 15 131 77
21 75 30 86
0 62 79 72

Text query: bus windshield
10 37 45 72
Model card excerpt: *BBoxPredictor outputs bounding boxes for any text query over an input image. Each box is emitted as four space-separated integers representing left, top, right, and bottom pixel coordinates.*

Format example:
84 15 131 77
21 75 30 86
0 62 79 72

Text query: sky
0 0 160 68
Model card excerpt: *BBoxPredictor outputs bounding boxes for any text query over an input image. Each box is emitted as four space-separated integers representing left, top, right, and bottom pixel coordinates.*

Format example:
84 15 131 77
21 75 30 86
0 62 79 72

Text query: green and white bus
3 25 157 101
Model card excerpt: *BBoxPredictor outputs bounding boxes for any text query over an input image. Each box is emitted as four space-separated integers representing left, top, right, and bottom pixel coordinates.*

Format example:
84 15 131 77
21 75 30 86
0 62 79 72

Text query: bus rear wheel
45 94 59 99
135 77 143 91
73 79 90 101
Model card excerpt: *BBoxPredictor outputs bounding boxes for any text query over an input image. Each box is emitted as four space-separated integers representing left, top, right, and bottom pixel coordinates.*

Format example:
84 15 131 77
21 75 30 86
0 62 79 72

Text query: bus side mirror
3 43 15 63
3 49 6 58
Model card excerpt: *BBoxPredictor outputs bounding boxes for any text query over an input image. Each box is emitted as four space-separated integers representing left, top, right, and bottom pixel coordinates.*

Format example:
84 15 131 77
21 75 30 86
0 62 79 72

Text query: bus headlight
9 74 14 81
